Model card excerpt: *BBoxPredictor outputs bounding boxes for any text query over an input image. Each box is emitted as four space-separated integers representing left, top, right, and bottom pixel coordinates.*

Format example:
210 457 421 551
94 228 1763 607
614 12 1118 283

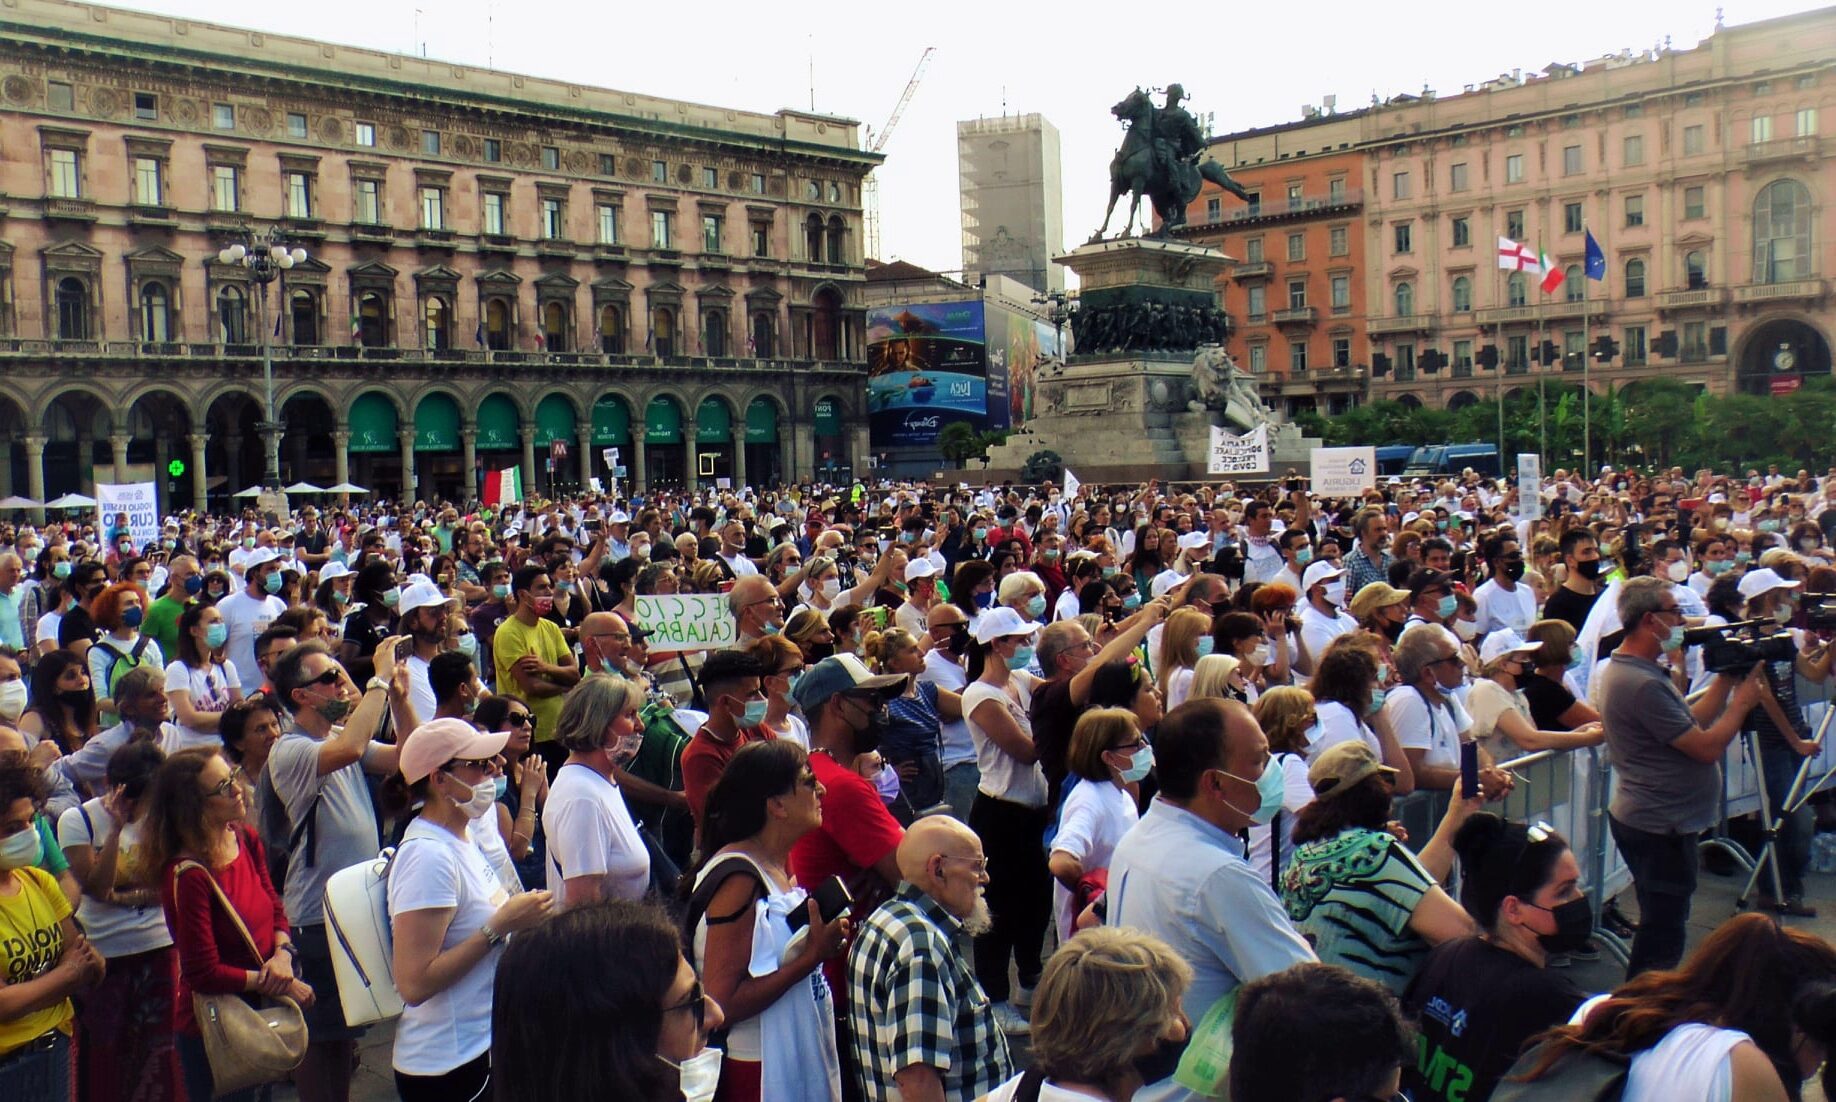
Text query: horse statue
1094 86 1253 241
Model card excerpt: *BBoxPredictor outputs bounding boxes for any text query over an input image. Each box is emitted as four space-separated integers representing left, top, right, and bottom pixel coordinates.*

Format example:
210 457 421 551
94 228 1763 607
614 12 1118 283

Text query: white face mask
668 1047 723 1102
448 773 499 820
1453 619 1479 642
1323 580 1346 607
0 824 41 870
820 578 842 600
0 680 25 723
1246 644 1271 667
1665 560 1690 583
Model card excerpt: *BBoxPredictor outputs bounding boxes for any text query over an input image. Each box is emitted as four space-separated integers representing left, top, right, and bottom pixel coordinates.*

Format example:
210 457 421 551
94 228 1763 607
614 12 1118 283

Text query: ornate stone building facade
0 0 880 509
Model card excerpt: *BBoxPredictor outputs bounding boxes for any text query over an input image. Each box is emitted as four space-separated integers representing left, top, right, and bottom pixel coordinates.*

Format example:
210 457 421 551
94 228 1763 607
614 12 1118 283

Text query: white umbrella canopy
0 496 43 509
284 481 326 494
231 485 264 499
326 482 370 495
45 493 97 508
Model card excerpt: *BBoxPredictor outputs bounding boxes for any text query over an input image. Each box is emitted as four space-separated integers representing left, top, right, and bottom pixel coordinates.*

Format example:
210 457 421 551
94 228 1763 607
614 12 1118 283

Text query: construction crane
863 46 934 262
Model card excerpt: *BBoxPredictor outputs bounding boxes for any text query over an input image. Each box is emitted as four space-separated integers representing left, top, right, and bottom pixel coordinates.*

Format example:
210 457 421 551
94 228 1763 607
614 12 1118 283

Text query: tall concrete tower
957 113 1064 293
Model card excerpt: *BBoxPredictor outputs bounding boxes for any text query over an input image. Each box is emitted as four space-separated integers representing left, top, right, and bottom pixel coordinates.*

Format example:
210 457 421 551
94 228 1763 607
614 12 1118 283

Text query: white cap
243 547 281 569
1301 559 1345 592
1178 530 1211 553
608 511 631 525
397 579 456 616
1479 628 1543 666
904 558 938 582
973 606 1040 644
318 561 352 581
1150 569 1185 599
1737 567 1801 600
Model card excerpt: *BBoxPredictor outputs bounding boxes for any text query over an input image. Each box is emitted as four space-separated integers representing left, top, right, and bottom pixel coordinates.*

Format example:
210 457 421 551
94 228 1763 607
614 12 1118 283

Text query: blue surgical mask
263 571 283 594
1219 762 1286 825
455 633 477 658
1026 594 1047 619
738 698 769 727
1663 623 1686 650
205 622 229 650
1366 687 1387 716
1194 636 1215 659
1436 594 1458 619
381 586 401 608
1122 593 1141 610
1735 550 1753 565
1118 744 1155 783
1005 645 1035 671
492 775 508 800
122 606 144 629
1102 566 1118 578
974 590 994 610
1294 547 1313 566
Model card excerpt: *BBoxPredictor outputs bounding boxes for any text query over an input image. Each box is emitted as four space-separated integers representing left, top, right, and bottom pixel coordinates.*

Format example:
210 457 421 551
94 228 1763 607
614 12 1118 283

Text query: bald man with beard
848 815 1012 1102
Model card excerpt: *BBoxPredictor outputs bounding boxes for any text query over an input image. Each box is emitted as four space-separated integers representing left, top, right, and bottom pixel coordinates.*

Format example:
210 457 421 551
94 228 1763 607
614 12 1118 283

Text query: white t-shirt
406 654 437 731
1049 778 1137 943
962 675 1047 808
1051 588 1080 625
56 800 173 958
719 551 758 577
1309 699 1381 762
895 598 930 636
1165 666 1196 712
1473 579 1536 636
163 658 241 750
215 591 287 689
1572 996 1746 1102
35 610 62 648
1383 685 1471 772
1298 604 1356 675
544 762 650 906
919 649 976 766
1245 752 1314 885
983 1073 1118 1101
765 713 810 750
387 817 515 1076
1468 678 1532 761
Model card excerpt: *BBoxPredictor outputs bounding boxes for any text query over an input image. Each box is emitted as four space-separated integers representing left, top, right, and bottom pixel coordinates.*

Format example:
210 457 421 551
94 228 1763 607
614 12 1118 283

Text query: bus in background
1402 443 1501 479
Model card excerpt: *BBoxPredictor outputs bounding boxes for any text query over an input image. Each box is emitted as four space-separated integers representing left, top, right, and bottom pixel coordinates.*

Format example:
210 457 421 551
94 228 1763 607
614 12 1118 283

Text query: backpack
1488 1041 1628 1102
96 635 153 704
322 843 416 1028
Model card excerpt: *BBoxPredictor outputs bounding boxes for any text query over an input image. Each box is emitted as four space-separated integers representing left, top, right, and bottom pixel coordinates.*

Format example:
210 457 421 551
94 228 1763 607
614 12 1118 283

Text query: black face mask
849 700 889 755
1379 618 1405 643
1502 560 1526 582
1529 896 1593 953
1133 1033 1187 1085
1575 559 1603 581
945 625 970 654
809 641 836 661
58 689 92 711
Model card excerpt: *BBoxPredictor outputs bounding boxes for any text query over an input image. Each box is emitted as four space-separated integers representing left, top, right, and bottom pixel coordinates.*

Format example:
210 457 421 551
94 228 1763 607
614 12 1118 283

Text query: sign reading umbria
634 594 737 652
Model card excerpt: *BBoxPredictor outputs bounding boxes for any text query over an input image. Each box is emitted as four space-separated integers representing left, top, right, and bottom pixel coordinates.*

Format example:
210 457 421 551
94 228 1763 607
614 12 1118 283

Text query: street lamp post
1031 288 1078 357
216 230 308 493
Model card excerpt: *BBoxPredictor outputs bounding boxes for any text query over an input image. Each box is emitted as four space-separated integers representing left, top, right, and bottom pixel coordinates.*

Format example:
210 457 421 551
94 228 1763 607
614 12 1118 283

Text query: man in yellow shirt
494 563 582 775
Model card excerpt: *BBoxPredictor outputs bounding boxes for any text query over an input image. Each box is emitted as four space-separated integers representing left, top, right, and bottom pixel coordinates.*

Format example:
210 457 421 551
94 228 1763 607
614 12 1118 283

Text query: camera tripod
1700 698 1836 914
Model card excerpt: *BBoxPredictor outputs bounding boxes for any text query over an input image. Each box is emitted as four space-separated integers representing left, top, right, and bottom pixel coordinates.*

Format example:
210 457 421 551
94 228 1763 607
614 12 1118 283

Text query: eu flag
1584 230 1607 281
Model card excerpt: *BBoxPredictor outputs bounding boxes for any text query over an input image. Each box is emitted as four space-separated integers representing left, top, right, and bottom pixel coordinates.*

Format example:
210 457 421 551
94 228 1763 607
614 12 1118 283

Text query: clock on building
1774 345 1797 372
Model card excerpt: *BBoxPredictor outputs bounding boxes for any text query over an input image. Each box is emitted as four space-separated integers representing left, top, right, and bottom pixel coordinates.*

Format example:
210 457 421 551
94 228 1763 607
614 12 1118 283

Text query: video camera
1801 591 1836 633
1682 618 1798 676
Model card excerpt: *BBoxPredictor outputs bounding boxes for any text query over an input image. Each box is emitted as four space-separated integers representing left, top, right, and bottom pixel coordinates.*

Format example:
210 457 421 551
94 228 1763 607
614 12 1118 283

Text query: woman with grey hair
541 673 653 908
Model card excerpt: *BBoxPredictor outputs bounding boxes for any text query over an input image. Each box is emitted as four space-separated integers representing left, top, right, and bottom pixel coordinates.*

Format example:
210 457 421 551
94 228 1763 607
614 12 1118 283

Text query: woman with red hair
1246 581 1300 688
86 581 161 728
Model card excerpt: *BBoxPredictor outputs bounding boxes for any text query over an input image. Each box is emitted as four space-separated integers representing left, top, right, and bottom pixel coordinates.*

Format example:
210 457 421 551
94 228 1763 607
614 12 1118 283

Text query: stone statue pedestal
943 237 1319 484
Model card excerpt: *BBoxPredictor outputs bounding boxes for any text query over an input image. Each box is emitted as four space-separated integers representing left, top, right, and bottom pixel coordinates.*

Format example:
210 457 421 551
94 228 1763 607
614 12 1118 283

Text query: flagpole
1494 243 1504 464
1537 236 1547 469
1583 226 1592 477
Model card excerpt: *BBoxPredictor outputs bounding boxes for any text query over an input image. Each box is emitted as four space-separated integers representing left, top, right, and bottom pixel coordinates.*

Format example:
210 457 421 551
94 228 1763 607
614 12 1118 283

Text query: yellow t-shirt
493 614 575 742
0 865 75 1055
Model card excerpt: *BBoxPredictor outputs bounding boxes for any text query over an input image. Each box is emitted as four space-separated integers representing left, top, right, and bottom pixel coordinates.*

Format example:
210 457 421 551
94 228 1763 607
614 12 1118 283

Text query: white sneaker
1012 983 1036 1011
991 1001 1032 1035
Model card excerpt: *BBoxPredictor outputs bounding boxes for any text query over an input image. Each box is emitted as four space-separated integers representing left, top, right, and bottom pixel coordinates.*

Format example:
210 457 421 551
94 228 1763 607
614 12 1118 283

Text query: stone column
24 434 47 525
460 422 478 505
188 434 209 513
75 426 94 493
224 433 243 496
398 429 417 503
852 422 871 481
632 439 648 494
577 425 594 489
331 430 351 491
520 427 538 502
109 433 131 484
733 431 748 489
685 423 700 492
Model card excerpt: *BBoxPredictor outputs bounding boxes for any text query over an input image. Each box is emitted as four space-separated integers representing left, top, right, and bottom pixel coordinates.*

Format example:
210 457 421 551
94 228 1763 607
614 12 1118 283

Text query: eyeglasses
444 757 500 774
663 980 708 1030
203 767 244 799
937 854 989 875
795 770 820 791
1429 655 1464 669
1110 738 1149 754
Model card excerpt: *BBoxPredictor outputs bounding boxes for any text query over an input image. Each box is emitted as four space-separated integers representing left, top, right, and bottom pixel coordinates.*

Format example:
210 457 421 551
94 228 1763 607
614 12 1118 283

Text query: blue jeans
943 761 980 823
1758 738 1816 900
1608 815 1698 978
0 1030 70 1102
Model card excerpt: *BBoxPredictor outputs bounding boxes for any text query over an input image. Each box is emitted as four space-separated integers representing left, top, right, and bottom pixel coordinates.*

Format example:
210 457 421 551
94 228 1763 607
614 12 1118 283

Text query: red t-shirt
681 725 773 837
791 749 905 996
160 826 288 1036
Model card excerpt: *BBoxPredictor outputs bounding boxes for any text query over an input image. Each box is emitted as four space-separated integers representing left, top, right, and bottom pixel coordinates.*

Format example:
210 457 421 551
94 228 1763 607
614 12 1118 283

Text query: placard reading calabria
634 594 738 652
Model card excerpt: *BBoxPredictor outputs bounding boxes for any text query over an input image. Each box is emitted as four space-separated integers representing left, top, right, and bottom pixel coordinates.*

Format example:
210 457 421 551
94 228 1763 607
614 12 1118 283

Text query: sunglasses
305 669 343 688
663 980 708 1030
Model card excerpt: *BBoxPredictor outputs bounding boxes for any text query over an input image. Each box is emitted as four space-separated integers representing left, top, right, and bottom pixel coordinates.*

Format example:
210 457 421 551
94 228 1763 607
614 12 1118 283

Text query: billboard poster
868 300 988 448
981 306 1061 432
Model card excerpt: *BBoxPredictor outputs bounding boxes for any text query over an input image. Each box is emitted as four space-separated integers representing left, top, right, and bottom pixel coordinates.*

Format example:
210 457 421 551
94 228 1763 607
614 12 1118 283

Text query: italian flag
483 466 523 506
1538 242 1565 295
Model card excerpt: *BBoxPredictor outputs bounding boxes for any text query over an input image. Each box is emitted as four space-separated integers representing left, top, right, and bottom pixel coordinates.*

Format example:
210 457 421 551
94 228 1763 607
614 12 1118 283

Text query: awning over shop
592 395 632 446
744 398 778 444
414 393 461 452
475 394 519 451
645 396 683 445
696 398 732 444
348 392 398 453
534 394 577 447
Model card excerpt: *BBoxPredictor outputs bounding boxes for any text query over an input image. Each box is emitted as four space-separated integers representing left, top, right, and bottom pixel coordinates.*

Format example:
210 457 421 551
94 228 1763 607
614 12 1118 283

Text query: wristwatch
365 677 389 694
481 922 505 947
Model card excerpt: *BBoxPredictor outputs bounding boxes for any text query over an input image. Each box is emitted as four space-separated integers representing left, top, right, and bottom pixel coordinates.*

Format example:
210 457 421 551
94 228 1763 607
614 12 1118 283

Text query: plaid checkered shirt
848 882 1012 1100
1342 544 1393 597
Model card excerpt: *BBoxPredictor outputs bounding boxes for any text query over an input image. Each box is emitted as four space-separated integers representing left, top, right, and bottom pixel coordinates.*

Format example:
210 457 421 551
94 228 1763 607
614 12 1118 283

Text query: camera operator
1733 569 1835 916
1600 576 1764 978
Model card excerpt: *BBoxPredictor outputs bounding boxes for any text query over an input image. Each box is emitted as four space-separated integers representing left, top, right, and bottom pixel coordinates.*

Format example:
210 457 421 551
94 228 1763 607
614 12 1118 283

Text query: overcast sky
107 0 1823 275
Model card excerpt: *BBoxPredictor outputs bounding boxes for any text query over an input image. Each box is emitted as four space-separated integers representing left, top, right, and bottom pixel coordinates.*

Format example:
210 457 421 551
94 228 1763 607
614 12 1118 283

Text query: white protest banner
1310 447 1377 497
96 482 159 553
1516 454 1543 520
1062 469 1081 500
1208 424 1271 476
635 594 738 652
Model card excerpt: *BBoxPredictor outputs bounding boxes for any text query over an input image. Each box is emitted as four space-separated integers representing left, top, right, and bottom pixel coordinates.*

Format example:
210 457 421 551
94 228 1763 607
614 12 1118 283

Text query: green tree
938 420 980 466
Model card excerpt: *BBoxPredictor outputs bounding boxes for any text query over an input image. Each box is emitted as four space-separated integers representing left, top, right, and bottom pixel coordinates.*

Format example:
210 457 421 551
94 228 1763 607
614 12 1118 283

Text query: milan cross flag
1497 236 1541 274
482 466 523 506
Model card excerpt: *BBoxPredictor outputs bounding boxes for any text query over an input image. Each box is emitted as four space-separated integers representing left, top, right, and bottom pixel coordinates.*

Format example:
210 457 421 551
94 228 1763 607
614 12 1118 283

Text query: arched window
1393 282 1414 316
484 298 511 351
357 291 388 347
139 282 171 342
811 288 841 360
55 277 88 341
542 301 569 352
1624 258 1647 298
1563 265 1583 303
290 289 319 345
751 311 774 358
217 285 247 344
599 304 624 354
652 307 676 358
1752 178 1812 284
703 309 727 357
423 296 450 351
1506 272 1528 307
826 216 846 265
805 214 824 263
1450 276 1472 313
1685 251 1708 290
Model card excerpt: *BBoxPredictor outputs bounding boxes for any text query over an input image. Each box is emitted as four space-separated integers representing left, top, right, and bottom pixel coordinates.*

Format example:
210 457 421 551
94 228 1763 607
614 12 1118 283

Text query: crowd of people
0 461 1834 1101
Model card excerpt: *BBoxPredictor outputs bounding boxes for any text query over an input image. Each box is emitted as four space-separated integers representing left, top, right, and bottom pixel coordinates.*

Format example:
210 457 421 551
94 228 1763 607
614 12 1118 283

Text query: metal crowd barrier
1388 744 1631 967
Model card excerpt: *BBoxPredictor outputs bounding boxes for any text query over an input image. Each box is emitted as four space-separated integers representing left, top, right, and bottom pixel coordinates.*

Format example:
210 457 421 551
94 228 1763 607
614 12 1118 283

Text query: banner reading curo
96 481 160 554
